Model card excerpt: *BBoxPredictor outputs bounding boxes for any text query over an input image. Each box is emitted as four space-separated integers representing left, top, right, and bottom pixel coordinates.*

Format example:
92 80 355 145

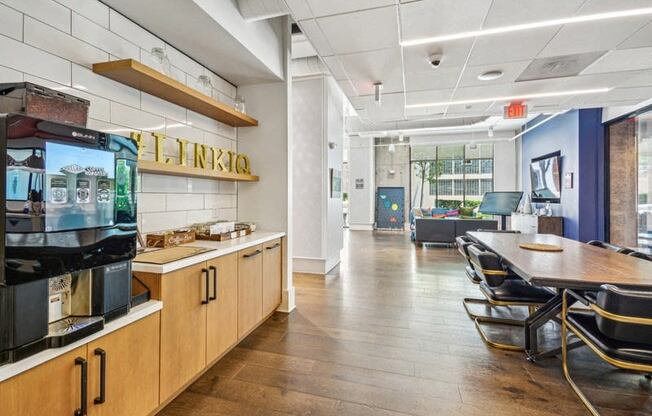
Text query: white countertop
0 300 162 383
132 231 286 274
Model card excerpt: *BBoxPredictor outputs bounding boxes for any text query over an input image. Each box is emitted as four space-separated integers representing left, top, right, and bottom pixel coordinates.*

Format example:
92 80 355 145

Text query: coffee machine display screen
44 142 116 232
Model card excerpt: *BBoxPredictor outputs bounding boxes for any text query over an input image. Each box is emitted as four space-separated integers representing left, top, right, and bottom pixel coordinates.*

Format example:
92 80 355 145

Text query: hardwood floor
160 231 652 416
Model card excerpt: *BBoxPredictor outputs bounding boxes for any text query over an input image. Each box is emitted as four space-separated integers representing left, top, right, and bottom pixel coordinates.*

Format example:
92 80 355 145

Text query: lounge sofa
414 217 497 245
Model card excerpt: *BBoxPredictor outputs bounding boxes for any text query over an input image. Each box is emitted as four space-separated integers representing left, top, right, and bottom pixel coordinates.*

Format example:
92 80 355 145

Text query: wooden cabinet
0 346 87 416
262 238 282 317
206 253 238 363
158 263 208 400
511 213 564 236
87 312 160 416
238 244 263 338
0 312 161 416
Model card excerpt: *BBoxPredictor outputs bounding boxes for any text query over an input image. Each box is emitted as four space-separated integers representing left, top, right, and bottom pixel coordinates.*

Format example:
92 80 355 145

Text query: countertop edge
0 300 163 383
132 231 286 274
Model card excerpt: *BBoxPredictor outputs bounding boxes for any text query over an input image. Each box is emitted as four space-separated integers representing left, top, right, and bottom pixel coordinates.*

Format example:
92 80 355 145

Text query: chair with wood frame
587 240 634 255
455 235 482 284
628 251 652 261
464 244 555 350
562 286 652 416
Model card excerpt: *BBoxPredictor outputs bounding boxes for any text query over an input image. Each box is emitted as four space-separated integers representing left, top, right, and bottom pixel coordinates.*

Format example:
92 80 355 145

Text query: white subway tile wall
0 0 238 234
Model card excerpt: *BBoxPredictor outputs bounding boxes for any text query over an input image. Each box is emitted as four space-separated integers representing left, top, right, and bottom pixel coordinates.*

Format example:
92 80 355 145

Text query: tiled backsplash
0 0 239 233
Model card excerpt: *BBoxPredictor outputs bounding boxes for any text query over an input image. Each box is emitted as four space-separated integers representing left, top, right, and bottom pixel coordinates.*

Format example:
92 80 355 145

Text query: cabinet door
159 263 208 401
238 245 263 339
206 253 238 363
262 238 282 317
87 312 160 416
0 346 87 416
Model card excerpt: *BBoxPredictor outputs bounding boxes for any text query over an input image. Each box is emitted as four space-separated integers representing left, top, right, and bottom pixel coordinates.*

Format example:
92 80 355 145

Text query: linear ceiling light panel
405 88 610 109
401 7 652 47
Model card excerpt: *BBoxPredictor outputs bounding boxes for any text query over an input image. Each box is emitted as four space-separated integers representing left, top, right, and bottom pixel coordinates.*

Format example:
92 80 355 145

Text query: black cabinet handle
94 348 106 405
266 243 281 250
243 250 262 258
201 268 210 304
209 266 217 301
74 357 87 416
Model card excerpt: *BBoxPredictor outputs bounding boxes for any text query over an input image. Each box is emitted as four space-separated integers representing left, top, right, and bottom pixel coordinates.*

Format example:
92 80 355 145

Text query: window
466 179 479 196
439 180 452 196
411 143 494 208
465 160 480 174
481 179 493 194
453 179 464 195
481 159 493 174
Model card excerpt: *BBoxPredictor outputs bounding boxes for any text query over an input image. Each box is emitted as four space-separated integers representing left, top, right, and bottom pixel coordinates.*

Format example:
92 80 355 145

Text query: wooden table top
467 232 652 290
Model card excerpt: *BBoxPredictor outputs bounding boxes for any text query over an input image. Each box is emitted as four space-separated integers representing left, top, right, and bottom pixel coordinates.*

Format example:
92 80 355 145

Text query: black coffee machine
0 113 138 365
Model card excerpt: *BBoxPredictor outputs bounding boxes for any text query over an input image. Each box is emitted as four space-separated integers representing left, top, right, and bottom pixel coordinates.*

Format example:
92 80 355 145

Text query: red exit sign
504 102 528 119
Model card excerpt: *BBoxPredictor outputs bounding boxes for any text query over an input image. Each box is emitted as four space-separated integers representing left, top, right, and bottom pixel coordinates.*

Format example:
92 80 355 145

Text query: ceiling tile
467 27 560 66
321 56 348 80
403 38 474 72
399 0 492 42
601 86 652 102
618 21 652 49
618 69 652 87
406 88 454 106
578 0 652 13
405 66 462 91
316 6 398 55
284 0 313 21
583 47 652 74
458 60 532 88
305 0 395 18
538 18 650 57
483 0 585 28
299 19 333 56
355 92 406 121
561 71 646 89
337 47 404 94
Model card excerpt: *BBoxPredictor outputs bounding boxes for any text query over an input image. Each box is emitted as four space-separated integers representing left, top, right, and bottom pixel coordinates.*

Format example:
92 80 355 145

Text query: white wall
238 17 294 312
493 139 519 191
0 0 239 234
291 77 324 260
291 74 344 274
348 137 375 230
325 77 344 270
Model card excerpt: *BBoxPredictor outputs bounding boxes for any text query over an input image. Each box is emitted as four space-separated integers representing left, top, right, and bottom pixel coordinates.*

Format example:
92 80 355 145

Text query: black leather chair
628 251 652 261
562 286 652 416
464 244 555 350
455 235 481 284
587 240 634 255
476 229 521 233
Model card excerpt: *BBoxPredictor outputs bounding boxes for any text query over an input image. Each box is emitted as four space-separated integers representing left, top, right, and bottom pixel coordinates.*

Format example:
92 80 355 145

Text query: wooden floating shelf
92 59 258 128
138 160 259 182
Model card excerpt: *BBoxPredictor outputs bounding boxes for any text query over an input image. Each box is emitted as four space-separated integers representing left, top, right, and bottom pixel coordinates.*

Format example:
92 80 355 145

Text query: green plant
437 199 462 210
464 200 481 209
343 192 349 202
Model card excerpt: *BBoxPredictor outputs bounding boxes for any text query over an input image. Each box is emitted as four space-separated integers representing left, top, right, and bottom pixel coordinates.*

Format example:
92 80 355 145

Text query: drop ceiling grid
288 0 652 128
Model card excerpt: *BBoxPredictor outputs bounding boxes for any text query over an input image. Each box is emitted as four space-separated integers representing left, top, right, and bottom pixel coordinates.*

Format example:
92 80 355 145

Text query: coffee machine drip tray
47 316 104 348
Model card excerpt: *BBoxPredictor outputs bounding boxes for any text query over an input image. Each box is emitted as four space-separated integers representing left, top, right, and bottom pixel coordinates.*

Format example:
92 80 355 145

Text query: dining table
466 231 652 361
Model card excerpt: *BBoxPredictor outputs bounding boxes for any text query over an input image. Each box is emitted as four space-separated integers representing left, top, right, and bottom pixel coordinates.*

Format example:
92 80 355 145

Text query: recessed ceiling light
478 70 503 81
405 88 610 109
401 7 652 47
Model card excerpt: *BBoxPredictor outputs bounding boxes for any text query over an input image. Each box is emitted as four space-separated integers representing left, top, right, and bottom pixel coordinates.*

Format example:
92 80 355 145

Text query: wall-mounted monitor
530 151 561 203
479 191 524 216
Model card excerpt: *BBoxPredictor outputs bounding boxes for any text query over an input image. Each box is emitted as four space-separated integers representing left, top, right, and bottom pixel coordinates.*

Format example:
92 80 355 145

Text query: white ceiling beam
237 0 289 22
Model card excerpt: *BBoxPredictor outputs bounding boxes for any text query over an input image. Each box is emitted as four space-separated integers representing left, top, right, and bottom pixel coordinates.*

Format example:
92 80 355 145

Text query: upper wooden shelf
138 160 259 182
92 59 258 128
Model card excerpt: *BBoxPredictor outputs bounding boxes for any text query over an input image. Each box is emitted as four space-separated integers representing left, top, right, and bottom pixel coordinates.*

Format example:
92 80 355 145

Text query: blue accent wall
521 109 604 241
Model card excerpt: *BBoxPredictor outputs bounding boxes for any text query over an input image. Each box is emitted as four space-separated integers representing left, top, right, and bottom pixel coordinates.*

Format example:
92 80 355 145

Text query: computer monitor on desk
479 192 524 230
